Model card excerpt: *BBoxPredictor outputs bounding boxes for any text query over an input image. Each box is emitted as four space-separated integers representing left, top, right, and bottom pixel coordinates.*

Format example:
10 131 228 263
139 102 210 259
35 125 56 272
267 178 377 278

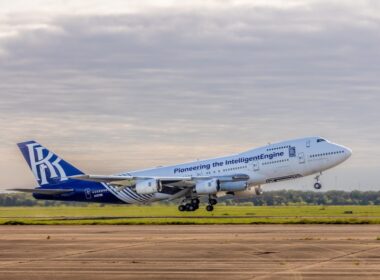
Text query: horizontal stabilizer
8 188 74 195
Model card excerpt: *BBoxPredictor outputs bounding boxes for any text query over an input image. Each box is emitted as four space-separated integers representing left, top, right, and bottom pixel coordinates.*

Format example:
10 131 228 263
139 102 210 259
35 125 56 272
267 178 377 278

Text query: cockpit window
317 138 326 143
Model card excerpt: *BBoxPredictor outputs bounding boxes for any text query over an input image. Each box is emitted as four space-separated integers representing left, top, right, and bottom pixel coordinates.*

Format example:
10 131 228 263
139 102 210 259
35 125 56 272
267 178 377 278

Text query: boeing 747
12 137 351 211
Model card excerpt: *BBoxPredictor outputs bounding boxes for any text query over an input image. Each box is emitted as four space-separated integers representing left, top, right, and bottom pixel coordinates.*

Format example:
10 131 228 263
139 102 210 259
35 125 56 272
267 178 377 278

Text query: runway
1 225 380 279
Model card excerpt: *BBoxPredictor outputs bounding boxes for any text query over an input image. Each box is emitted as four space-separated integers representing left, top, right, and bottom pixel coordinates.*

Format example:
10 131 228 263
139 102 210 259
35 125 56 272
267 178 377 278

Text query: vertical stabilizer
17 141 84 187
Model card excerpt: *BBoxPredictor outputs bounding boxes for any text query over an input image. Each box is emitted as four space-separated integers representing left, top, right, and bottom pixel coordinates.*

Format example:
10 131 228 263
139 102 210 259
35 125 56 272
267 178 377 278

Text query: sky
0 0 379 191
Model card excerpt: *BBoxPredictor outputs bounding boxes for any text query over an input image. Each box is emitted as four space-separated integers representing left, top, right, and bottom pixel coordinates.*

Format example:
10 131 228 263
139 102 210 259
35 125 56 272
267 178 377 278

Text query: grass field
2 205 380 225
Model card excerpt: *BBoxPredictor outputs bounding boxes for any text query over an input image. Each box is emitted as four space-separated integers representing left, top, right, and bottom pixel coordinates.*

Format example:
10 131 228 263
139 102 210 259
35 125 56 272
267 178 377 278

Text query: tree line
226 190 380 206
0 193 90 207
1 190 380 206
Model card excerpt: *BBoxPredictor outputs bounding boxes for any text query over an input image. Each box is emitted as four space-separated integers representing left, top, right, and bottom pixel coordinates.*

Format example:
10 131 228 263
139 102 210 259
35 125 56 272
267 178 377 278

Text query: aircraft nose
345 147 352 158
340 145 352 160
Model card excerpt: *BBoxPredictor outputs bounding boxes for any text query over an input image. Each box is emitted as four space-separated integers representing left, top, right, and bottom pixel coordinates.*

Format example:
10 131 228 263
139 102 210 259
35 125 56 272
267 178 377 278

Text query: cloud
0 0 379 189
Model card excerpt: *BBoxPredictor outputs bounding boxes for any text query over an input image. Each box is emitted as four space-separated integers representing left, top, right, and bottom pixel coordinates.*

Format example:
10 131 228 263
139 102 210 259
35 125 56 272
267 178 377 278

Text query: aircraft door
298 152 305 164
84 188 92 200
252 161 260 171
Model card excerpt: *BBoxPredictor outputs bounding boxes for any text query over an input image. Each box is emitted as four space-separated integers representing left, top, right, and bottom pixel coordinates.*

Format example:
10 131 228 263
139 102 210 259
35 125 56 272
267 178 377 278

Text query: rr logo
26 143 67 185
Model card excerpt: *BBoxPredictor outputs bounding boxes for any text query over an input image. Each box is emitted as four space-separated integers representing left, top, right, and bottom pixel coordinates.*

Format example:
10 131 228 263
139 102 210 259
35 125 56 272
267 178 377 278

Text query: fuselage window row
310 150 345 158
262 159 289 165
267 145 291 152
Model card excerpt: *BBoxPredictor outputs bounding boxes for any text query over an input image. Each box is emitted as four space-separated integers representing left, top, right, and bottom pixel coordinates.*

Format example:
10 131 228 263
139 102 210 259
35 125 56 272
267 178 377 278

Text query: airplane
11 137 351 212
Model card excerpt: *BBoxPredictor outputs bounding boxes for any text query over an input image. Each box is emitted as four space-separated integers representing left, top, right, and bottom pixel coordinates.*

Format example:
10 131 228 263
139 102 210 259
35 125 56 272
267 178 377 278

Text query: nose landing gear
314 173 322 190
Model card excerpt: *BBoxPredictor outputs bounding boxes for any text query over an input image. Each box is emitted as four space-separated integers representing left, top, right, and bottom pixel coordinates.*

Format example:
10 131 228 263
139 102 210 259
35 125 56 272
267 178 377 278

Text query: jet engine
219 181 248 192
135 179 162 194
195 179 220 194
233 185 263 198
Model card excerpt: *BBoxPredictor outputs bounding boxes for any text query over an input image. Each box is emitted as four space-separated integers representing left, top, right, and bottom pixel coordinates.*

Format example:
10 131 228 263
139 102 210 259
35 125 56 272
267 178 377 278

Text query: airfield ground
1 225 380 279
2 205 380 224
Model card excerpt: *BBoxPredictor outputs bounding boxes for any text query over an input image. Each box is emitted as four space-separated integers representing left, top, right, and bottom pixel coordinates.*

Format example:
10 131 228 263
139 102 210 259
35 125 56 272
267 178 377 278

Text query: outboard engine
135 179 162 194
219 181 248 192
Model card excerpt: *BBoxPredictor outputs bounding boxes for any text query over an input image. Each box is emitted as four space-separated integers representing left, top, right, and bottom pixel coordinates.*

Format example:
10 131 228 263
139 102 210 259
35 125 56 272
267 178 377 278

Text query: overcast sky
0 0 379 191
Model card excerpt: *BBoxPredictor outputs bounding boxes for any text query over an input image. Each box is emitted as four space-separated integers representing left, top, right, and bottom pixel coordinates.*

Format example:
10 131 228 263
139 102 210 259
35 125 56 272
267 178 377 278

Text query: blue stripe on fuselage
32 179 126 204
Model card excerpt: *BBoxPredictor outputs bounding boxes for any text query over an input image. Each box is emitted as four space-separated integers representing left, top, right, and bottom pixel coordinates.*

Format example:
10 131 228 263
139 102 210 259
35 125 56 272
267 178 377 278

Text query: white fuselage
117 137 351 202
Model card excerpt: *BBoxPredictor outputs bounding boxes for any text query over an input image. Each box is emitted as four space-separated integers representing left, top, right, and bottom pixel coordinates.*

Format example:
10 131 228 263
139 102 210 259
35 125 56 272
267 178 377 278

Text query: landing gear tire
314 182 322 190
206 205 214 212
178 205 186 212
209 199 217 205
186 204 195 211
191 198 200 205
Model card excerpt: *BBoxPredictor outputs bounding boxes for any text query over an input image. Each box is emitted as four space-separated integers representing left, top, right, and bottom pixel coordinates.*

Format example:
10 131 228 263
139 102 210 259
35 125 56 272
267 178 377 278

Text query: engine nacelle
195 179 220 194
135 179 162 194
219 181 248 192
233 185 263 198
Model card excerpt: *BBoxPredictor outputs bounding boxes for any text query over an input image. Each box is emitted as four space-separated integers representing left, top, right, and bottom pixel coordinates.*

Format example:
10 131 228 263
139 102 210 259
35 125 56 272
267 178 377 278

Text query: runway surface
1 225 380 279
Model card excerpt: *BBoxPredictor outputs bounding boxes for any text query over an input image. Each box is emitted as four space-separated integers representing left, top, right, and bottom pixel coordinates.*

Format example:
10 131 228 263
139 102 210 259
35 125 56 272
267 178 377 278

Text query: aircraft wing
8 188 74 195
70 174 193 183
69 174 194 187
70 174 249 189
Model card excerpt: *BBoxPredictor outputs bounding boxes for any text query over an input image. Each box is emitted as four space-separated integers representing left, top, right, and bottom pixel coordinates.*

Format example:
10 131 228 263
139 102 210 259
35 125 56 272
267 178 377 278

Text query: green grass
1 205 380 225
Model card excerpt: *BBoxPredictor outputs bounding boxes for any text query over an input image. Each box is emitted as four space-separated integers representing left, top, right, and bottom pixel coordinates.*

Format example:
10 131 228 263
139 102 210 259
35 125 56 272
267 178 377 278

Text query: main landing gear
178 198 200 212
177 196 218 212
314 173 322 190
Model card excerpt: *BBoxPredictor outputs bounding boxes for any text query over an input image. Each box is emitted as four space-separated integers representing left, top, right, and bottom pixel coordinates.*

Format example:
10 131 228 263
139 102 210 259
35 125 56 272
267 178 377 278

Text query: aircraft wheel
186 204 195 211
206 205 214 212
191 198 200 205
314 182 322 190
178 205 186 212
209 199 218 205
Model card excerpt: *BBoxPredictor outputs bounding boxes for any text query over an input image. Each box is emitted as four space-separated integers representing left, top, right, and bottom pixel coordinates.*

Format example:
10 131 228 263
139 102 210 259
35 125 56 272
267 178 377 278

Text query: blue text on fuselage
173 152 284 174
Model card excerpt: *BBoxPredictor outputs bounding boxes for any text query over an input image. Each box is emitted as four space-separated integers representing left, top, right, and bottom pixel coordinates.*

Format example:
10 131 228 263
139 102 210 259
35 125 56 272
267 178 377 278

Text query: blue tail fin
17 141 84 187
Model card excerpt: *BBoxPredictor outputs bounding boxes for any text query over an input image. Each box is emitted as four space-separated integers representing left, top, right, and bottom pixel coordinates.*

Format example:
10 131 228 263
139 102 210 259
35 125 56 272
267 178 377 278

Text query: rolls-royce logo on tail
26 143 67 185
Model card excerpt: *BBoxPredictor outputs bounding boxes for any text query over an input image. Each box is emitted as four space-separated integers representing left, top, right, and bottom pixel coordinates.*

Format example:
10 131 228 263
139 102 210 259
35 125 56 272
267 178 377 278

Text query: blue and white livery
12 137 351 211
